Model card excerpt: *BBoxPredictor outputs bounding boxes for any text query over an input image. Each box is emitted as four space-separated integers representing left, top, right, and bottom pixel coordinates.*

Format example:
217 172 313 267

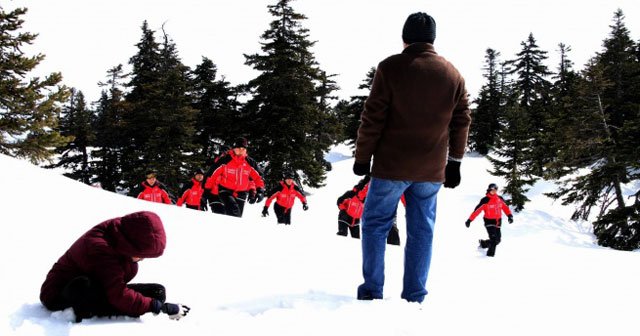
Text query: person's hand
302 203 309 211
161 303 190 320
255 188 265 203
508 215 513 224
443 160 461 189
465 219 471 228
262 206 269 217
353 162 370 176
247 190 257 204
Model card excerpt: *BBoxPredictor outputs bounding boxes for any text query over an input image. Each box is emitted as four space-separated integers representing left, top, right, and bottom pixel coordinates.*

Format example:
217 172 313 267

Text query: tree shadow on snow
218 291 354 316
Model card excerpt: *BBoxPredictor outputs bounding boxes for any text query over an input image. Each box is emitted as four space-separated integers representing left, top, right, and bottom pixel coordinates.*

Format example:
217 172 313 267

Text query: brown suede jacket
355 42 472 182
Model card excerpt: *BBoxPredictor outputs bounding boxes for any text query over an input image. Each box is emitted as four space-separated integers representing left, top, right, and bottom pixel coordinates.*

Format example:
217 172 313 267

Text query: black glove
465 219 471 228
161 302 191 320
353 161 370 176
508 215 513 224
302 203 309 211
255 188 265 203
443 160 461 189
247 190 257 204
262 206 269 217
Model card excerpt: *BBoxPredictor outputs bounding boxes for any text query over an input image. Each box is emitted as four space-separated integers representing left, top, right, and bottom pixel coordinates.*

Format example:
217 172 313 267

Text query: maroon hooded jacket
40 211 166 316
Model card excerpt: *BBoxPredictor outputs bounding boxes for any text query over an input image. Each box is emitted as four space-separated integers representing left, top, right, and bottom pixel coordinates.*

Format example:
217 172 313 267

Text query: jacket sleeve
469 197 489 221
355 65 391 164
176 189 188 206
265 191 279 207
91 248 152 316
448 78 472 160
337 190 356 207
249 167 265 189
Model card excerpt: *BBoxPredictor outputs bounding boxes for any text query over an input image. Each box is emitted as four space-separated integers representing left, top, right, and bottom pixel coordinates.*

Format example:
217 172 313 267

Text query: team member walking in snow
353 12 471 303
40 211 190 322
336 176 401 245
137 170 173 204
262 171 308 225
336 176 369 238
176 169 206 211
465 183 514 257
205 137 265 217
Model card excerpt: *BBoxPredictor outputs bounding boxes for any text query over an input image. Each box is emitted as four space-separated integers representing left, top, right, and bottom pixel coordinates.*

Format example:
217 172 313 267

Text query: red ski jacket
205 151 264 192
137 181 172 204
265 181 306 209
40 211 166 316
338 182 369 219
468 193 512 221
177 178 205 208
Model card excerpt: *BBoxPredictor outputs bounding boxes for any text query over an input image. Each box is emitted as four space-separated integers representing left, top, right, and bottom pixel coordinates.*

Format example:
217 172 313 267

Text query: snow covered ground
1 144 638 336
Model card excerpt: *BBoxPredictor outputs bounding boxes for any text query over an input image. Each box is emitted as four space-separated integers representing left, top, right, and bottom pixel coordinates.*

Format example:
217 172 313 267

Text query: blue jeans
357 177 441 303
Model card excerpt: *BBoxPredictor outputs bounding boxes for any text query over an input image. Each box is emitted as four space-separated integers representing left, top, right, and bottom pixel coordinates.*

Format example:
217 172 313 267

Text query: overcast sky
6 0 640 103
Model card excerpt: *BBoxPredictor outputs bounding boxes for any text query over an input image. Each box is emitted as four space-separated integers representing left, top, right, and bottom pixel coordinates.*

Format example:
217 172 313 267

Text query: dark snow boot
479 239 489 249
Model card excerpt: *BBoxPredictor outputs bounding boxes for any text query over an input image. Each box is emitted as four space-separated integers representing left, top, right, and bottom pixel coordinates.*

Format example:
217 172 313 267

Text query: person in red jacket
204 137 265 217
176 168 206 211
465 183 514 257
336 176 370 238
262 171 308 225
137 171 173 204
40 211 190 322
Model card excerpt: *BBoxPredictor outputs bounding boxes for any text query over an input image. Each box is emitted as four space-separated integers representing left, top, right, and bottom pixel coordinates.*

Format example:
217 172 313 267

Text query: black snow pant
387 222 400 246
186 204 203 211
337 211 360 238
204 192 226 214
219 188 248 217
57 276 166 322
274 203 292 225
479 218 502 257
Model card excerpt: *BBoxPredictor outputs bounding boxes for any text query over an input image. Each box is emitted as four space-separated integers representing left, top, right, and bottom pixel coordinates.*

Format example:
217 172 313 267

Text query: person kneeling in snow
465 183 514 257
262 171 308 225
40 211 190 322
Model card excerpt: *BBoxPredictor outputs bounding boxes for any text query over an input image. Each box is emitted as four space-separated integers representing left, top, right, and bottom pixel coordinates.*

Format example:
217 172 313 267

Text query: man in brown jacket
354 12 471 303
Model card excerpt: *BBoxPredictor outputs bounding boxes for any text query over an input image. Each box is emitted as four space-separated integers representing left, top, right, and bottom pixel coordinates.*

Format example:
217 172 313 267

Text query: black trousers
207 194 226 214
58 276 165 322
186 204 202 211
480 218 502 256
218 188 248 217
387 223 400 246
274 203 292 224
337 211 360 238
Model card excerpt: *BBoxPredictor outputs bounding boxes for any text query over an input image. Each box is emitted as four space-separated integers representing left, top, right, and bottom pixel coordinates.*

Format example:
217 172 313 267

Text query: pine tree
121 22 196 196
243 0 337 188
192 57 241 166
146 28 197 194
92 65 129 192
0 7 70 163
334 67 375 153
505 33 553 176
545 43 581 179
48 89 95 183
547 10 640 250
487 92 537 212
470 48 503 155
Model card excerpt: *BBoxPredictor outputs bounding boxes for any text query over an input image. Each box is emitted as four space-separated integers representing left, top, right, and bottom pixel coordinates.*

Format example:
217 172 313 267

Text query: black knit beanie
232 137 248 149
402 12 436 44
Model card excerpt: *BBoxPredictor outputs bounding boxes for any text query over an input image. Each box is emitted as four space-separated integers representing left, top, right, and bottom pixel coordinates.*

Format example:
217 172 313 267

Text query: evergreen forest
0 2 638 250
